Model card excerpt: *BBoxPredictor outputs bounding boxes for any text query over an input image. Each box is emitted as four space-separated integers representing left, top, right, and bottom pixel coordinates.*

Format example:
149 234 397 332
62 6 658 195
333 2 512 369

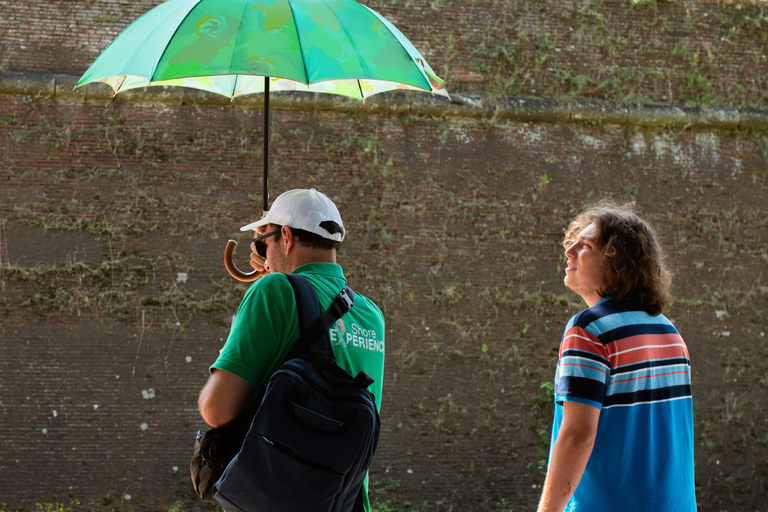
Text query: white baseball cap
240 188 345 242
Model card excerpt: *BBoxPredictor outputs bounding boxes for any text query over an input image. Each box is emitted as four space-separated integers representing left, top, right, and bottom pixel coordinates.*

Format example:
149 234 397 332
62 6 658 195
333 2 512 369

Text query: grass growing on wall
379 0 768 108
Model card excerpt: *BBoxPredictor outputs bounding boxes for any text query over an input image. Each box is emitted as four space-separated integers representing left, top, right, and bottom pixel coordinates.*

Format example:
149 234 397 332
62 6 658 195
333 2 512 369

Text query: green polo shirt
212 263 385 511
212 261 385 411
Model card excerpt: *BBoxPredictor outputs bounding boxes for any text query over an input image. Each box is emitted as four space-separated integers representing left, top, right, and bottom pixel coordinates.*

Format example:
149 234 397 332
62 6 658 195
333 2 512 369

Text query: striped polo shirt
550 297 697 511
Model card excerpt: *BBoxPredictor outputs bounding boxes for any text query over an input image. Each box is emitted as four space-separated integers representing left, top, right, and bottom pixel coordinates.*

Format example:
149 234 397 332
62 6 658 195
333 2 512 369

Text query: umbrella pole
263 76 270 213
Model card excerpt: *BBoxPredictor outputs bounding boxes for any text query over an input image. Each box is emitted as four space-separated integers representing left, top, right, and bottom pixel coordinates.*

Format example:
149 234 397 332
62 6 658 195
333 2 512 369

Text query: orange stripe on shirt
609 333 688 356
612 343 690 367
561 326 607 358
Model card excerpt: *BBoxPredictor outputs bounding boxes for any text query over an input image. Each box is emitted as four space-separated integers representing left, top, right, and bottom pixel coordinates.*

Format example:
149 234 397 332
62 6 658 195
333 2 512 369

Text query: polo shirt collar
594 294 616 307
292 262 345 281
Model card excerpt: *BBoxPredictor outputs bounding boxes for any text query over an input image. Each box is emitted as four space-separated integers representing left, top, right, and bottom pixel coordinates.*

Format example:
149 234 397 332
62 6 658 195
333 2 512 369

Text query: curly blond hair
563 202 672 316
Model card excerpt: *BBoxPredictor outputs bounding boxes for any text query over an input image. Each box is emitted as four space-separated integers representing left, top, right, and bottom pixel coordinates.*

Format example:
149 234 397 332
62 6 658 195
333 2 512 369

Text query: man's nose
564 244 576 258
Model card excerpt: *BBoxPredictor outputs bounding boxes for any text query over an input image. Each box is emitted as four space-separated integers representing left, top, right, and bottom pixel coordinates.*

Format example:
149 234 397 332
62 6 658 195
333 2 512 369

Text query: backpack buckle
334 286 355 315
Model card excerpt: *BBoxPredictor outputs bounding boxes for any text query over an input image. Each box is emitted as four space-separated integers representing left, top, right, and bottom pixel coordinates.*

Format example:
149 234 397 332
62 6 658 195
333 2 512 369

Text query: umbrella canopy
77 0 447 281
76 0 447 100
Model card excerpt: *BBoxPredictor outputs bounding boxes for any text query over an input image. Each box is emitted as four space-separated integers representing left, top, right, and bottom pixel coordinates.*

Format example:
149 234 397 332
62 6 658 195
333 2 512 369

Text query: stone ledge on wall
1 71 767 132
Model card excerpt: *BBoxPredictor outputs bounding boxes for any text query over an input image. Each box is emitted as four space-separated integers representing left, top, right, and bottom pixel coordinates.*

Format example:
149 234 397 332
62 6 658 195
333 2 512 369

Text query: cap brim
240 217 269 232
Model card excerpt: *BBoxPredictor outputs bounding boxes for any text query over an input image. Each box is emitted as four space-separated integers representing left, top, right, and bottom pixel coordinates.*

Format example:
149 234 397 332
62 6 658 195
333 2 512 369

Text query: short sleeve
211 274 297 394
554 322 610 409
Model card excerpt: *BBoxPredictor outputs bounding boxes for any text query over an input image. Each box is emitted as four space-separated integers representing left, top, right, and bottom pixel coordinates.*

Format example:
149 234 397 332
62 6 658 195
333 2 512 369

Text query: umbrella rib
77 0 194 88
226 0 256 98
357 79 365 101
147 0 205 83
359 4 432 92
316 0 366 97
113 76 127 95
285 0 310 84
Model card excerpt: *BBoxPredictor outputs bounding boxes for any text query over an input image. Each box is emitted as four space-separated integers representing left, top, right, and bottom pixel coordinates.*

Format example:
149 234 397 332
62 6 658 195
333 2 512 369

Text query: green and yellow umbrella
77 0 447 201
77 0 447 280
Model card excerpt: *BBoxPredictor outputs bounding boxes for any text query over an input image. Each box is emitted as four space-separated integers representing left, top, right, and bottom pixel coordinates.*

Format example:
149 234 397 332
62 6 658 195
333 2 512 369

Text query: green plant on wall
435 0 768 108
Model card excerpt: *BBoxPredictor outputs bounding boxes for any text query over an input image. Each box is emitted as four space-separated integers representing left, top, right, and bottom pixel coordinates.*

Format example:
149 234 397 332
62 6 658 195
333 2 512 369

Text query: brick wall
2 0 767 106
2 0 768 510
2 92 768 510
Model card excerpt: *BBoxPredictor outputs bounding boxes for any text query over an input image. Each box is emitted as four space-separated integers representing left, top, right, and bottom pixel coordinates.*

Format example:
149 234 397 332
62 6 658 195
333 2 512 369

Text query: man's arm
537 401 601 512
198 369 254 428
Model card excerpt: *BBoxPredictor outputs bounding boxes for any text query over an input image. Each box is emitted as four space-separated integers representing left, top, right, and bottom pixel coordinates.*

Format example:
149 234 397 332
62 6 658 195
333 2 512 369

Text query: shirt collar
594 294 616 307
292 262 345 281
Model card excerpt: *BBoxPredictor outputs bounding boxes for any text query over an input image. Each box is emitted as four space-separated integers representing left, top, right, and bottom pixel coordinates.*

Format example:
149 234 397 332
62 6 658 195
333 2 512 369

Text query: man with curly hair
537 203 697 512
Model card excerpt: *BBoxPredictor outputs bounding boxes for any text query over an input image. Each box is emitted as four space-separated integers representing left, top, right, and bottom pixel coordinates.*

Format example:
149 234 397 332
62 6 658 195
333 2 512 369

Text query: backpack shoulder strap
285 273 321 336
284 273 355 360
233 275 356 423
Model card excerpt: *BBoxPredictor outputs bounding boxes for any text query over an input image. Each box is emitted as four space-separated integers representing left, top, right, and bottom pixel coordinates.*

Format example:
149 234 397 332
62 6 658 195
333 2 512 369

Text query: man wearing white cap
198 189 385 511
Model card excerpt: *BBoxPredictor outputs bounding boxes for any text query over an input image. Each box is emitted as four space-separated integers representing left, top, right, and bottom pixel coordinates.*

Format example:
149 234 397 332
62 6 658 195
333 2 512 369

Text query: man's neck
583 293 604 308
289 249 337 271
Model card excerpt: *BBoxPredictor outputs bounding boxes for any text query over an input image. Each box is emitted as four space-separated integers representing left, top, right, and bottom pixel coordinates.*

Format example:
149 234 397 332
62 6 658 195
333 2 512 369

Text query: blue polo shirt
550 297 697 511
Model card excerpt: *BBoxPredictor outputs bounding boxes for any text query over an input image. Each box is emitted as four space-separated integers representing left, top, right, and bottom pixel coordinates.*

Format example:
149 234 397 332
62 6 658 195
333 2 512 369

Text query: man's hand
537 401 600 512
249 226 271 277
249 242 269 273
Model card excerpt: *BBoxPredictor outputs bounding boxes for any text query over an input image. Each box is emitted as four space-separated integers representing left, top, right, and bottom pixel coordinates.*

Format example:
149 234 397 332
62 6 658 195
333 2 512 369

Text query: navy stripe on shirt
601 323 679 345
603 384 692 407
611 357 692 376
562 348 610 366
556 376 606 404
571 298 645 328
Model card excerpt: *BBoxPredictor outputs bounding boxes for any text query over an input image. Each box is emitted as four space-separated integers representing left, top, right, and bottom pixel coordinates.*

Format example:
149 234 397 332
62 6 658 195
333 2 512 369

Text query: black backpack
212 273 381 512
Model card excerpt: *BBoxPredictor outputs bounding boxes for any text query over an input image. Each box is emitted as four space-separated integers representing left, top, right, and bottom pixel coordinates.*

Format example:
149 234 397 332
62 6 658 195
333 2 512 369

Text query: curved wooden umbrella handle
224 240 260 282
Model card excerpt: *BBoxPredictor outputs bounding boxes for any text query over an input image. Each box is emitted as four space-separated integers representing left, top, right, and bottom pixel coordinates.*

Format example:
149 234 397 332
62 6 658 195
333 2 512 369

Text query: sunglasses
253 229 280 259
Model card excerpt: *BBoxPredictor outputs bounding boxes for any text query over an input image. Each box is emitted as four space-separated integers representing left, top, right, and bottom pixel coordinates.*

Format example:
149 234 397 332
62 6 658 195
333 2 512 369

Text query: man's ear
281 225 294 252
